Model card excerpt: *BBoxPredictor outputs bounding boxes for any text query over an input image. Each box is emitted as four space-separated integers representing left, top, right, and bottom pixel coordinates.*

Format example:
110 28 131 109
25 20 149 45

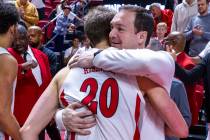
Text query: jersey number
80 78 119 118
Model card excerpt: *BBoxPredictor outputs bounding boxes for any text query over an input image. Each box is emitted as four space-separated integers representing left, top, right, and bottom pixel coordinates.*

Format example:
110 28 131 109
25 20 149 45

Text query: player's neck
0 35 10 49
95 40 109 49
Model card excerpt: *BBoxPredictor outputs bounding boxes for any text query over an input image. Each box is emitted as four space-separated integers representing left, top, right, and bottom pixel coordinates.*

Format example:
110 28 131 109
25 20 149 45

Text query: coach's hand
62 102 96 135
68 50 94 69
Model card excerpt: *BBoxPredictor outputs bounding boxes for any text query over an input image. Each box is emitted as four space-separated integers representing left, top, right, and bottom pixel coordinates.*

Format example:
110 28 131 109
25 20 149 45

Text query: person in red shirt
150 3 173 36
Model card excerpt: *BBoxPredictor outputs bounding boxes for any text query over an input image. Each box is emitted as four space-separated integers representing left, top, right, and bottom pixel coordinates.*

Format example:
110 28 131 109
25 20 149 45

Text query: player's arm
137 77 188 138
93 49 173 76
69 48 174 90
0 55 21 140
20 67 68 140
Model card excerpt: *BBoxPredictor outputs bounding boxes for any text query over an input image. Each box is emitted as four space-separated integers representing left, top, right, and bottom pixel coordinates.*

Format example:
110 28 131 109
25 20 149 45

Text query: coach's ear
136 31 147 48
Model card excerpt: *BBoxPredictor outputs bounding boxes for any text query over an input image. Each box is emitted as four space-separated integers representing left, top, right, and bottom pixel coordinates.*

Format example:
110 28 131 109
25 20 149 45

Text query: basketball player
0 3 22 140
20 6 188 140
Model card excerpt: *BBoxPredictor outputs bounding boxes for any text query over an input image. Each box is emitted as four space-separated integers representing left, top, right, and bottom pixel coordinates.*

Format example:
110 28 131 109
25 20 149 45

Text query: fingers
69 128 92 135
62 106 96 135
68 102 84 110
68 55 80 68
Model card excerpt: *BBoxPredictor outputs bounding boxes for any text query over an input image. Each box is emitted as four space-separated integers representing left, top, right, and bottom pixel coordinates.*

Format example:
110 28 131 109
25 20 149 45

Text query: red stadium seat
46 22 56 40
45 6 54 18
52 1 61 9
37 20 49 42
37 20 49 28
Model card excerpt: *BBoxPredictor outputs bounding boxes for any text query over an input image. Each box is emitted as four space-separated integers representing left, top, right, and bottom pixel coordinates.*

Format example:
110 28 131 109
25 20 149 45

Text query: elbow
173 124 189 138
20 125 37 140
179 127 189 138
20 126 29 136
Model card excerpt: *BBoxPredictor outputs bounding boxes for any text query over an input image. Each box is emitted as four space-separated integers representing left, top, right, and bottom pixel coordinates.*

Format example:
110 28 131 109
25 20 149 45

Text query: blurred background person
15 0 39 27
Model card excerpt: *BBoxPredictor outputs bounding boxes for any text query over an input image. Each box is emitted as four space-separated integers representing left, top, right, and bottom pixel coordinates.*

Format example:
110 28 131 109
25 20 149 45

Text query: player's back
59 67 145 140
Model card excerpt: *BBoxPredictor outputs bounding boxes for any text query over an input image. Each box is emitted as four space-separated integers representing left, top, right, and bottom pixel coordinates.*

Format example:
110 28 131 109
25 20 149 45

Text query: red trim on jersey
133 95 141 140
60 90 68 107
4 132 9 140
70 132 76 140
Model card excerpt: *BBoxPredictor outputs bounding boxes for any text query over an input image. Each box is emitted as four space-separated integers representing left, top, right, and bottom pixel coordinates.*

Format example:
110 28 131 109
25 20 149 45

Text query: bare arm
0 54 21 140
137 77 188 138
20 68 69 140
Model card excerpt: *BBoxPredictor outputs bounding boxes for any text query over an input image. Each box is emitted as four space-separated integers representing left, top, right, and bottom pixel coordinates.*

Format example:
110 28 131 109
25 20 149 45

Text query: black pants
38 122 61 140
37 8 45 20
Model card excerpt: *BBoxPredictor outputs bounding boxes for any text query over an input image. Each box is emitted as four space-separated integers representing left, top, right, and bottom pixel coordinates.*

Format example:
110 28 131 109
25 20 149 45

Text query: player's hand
21 60 38 70
192 27 203 36
62 102 96 135
68 50 94 69
165 44 177 61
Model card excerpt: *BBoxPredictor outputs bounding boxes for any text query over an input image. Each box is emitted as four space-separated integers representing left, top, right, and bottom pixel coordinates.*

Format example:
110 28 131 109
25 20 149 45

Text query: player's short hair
119 5 154 46
84 6 116 47
0 3 19 34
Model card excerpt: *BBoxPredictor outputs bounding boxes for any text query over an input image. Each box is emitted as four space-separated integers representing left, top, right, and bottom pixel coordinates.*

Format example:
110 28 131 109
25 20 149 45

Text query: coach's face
109 10 140 49
13 31 29 54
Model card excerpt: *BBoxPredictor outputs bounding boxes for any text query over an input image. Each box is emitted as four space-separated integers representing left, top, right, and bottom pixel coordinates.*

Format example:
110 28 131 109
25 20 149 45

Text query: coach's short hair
119 5 154 46
0 3 19 34
84 6 116 47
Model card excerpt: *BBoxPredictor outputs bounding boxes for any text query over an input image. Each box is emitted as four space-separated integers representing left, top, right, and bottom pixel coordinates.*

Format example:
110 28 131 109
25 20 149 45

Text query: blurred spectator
53 5 75 52
184 0 210 56
156 22 168 41
56 0 68 15
15 0 39 27
30 0 45 20
171 0 197 32
56 0 83 26
150 3 173 36
64 33 81 64
28 26 58 76
80 34 91 50
70 0 88 31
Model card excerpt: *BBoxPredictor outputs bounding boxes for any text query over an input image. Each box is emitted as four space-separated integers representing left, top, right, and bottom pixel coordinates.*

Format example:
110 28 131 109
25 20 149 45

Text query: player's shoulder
55 66 69 80
0 54 18 75
0 53 17 67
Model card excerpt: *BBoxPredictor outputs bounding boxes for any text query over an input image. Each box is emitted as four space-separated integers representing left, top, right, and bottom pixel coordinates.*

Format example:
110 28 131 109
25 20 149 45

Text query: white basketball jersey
59 67 145 140
0 47 16 140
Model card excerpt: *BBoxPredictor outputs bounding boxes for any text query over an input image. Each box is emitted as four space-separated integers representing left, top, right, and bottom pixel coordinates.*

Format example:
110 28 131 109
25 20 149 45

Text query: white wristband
55 109 66 131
